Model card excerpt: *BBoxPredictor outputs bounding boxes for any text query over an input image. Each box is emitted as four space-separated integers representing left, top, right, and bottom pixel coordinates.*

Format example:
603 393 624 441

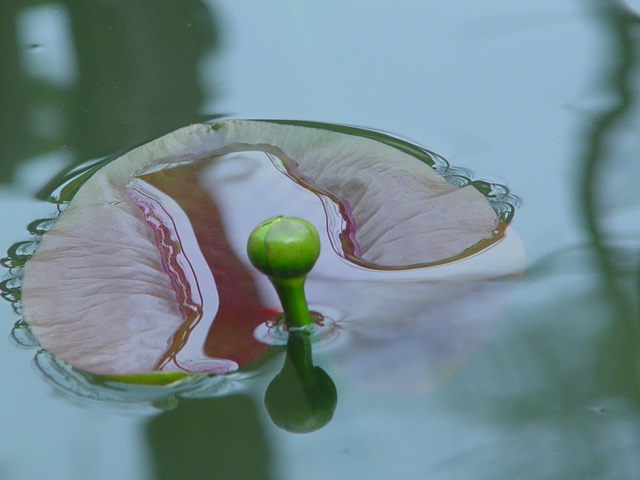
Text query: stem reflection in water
264 328 337 433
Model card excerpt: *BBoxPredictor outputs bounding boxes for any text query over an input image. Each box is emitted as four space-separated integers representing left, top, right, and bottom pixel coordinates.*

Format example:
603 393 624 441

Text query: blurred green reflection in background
146 395 274 480
0 0 219 184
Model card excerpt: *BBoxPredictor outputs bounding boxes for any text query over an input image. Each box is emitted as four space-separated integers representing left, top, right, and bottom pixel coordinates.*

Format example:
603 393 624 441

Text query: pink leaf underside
21 121 522 377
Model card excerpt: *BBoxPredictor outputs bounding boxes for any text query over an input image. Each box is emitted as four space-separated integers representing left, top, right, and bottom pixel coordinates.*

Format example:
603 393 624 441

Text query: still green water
1 1 639 479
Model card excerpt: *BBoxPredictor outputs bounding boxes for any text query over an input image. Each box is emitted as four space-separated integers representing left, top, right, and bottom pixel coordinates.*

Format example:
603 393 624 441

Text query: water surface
1 1 639 479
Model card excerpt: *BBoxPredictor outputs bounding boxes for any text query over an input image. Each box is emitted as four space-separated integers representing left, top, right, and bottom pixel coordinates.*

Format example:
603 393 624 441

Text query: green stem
270 276 314 329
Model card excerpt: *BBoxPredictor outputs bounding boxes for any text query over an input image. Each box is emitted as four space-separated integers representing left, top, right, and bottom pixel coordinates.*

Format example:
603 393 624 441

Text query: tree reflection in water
146 395 275 480
437 2 640 478
0 0 219 184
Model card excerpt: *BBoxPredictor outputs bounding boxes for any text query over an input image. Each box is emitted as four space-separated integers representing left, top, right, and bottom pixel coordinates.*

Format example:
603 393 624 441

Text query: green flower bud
247 216 320 280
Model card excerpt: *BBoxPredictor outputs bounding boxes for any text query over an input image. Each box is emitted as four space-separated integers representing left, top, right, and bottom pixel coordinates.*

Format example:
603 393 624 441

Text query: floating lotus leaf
9 120 523 395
